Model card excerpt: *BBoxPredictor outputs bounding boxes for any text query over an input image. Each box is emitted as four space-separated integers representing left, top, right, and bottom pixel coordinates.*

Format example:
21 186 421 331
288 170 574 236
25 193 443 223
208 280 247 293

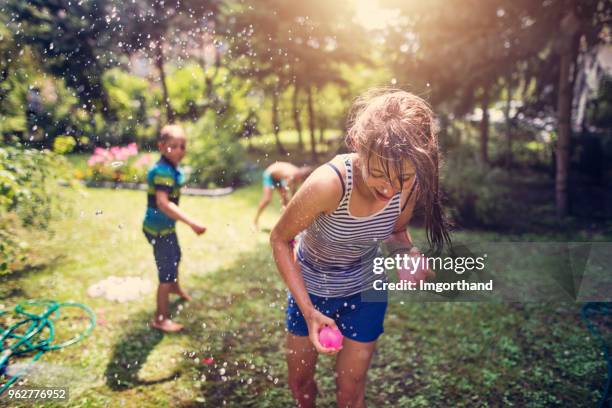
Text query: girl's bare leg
334 338 377 408
286 333 319 408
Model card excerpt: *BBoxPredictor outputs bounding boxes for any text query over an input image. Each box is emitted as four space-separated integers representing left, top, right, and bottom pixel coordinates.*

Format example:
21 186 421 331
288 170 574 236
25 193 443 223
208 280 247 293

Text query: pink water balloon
319 326 343 350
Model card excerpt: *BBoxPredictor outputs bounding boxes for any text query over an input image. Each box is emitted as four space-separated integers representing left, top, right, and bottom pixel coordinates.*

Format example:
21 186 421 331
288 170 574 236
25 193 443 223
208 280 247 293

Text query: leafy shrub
442 148 514 227
0 213 28 273
0 146 73 272
53 135 77 154
103 68 160 145
186 113 246 188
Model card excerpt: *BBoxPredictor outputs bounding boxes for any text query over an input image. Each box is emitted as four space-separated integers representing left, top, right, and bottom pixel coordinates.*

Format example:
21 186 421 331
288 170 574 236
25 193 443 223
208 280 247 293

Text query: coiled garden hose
0 300 96 395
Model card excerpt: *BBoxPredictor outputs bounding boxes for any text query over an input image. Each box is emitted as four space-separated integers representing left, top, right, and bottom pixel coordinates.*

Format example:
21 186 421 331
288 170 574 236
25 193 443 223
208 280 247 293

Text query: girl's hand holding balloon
319 326 343 350
305 309 343 355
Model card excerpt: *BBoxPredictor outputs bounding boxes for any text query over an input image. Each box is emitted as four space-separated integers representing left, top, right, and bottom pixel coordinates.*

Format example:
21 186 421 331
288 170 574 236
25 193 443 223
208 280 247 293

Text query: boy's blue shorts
144 230 181 283
262 170 287 189
286 289 388 343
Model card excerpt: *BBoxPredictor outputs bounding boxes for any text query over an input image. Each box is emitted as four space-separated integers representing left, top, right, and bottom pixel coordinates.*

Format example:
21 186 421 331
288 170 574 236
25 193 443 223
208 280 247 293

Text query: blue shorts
262 170 287 189
286 289 388 343
144 230 181 283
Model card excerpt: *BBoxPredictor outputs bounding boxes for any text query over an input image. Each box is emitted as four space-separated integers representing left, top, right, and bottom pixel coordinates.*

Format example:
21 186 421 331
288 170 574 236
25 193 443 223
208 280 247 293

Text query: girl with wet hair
270 89 451 408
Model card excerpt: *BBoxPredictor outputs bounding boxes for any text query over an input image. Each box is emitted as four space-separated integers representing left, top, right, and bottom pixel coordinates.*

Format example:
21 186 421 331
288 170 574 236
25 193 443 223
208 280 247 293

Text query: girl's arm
270 165 343 354
385 183 418 248
385 184 435 281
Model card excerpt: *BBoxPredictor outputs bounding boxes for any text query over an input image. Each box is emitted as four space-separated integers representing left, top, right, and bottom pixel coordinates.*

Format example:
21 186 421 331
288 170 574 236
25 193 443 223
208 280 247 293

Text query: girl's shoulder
298 157 348 214
327 153 354 177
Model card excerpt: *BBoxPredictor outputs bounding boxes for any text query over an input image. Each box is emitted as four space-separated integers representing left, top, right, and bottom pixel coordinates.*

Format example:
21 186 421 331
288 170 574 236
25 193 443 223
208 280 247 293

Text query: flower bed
75 143 234 196
76 143 154 184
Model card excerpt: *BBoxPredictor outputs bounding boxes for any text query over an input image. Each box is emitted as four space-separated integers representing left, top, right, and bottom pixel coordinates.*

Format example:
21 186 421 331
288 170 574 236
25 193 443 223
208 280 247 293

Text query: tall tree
387 0 610 215
291 80 305 151
118 0 221 123
8 0 118 119
229 0 364 158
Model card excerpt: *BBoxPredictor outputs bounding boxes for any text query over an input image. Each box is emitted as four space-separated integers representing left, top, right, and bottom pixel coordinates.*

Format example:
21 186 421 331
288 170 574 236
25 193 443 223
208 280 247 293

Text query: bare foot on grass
150 319 183 333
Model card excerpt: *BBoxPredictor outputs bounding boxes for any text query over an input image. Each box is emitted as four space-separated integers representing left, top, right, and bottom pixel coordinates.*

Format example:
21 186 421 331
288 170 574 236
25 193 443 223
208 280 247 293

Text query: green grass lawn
1 184 608 407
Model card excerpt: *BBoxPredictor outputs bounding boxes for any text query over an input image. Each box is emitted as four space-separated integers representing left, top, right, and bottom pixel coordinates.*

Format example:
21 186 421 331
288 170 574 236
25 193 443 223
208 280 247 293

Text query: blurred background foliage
0 0 611 268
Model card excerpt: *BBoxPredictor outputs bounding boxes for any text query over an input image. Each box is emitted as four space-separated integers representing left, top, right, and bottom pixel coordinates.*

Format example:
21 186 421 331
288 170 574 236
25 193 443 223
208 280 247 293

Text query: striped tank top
297 154 409 297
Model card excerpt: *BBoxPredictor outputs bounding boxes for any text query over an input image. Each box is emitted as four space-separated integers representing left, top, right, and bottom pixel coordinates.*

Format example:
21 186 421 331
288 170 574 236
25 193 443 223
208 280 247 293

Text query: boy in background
253 162 313 230
143 124 206 333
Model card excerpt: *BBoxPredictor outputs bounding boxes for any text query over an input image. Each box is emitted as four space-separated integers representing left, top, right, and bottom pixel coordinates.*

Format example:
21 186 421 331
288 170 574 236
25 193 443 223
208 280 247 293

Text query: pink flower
126 143 138 157
114 149 128 161
134 154 153 168
87 154 107 166
88 144 143 168
110 146 121 159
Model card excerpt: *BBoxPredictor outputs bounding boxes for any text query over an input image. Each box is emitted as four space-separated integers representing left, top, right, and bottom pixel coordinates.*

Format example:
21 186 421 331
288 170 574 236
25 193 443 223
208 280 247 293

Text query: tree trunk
204 46 221 104
307 86 317 162
479 89 489 165
292 84 304 151
504 75 514 168
272 83 286 155
555 9 580 217
438 113 450 149
155 39 175 123
318 110 325 144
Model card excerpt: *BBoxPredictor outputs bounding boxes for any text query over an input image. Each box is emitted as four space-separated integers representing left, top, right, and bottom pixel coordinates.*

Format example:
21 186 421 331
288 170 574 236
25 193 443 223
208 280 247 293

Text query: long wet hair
345 88 451 254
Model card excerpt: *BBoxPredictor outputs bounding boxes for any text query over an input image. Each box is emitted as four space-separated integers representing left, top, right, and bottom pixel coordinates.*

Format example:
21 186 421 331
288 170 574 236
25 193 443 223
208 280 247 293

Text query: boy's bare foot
150 319 183 333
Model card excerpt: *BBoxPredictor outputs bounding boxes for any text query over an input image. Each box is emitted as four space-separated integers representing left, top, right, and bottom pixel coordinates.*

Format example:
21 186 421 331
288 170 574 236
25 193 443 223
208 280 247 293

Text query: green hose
0 299 96 395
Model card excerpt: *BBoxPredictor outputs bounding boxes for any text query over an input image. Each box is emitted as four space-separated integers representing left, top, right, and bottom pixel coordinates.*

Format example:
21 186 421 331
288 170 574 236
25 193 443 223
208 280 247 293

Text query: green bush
186 113 246 188
53 135 77 154
0 145 73 272
103 68 160 145
442 148 514 227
